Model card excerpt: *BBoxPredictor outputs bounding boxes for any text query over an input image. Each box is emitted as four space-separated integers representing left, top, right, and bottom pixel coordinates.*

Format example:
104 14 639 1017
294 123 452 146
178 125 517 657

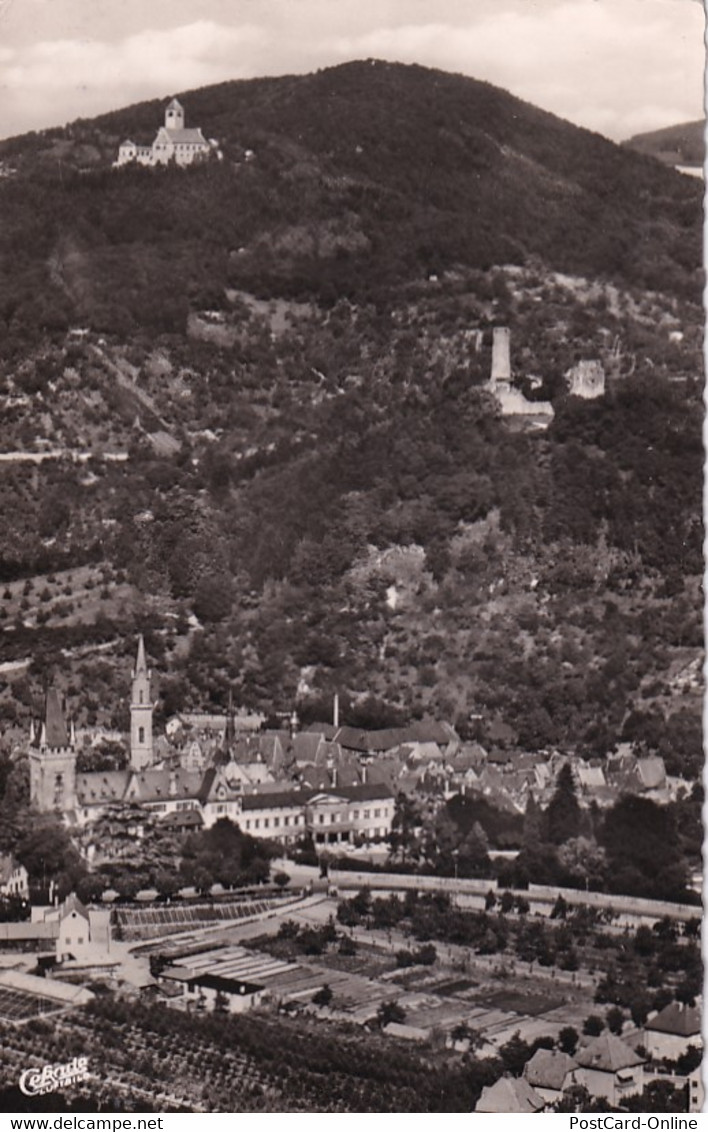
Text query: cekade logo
19 1056 90 1096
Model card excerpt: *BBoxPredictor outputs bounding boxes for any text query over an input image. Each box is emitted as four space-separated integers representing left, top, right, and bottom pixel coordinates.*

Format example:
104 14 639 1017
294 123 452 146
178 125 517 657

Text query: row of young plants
77 996 502 1111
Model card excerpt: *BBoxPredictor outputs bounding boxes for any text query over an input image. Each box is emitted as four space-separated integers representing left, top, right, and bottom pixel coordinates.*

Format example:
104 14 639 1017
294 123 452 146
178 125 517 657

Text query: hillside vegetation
624 119 705 169
0 62 701 773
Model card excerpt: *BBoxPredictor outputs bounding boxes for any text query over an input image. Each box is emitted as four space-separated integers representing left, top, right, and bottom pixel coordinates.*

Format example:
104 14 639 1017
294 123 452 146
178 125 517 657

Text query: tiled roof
524 1049 577 1090
476 1077 544 1113
241 782 393 812
291 732 323 763
577 764 606 789
636 756 667 790
303 723 338 739
334 722 450 753
575 1033 645 1073
241 790 310 811
156 127 208 145
58 893 90 921
300 767 332 791
645 1002 701 1037
158 810 203 830
127 769 204 803
76 771 130 804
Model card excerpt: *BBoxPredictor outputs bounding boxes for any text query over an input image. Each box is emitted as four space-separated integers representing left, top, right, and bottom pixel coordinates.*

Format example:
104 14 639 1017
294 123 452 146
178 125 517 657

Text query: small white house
644 1002 702 1062
0 854 29 900
574 1034 645 1106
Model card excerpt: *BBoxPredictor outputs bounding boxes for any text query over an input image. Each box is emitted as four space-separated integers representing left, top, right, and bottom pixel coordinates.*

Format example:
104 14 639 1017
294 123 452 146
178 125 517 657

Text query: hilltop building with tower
115 98 214 168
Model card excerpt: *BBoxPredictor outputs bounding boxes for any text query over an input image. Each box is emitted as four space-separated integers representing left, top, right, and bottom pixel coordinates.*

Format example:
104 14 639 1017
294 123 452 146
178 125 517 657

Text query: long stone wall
329 869 699 923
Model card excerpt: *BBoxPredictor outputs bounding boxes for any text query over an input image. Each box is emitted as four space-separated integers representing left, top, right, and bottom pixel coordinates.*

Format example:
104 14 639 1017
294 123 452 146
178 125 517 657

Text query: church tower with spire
29 687 77 814
130 635 154 771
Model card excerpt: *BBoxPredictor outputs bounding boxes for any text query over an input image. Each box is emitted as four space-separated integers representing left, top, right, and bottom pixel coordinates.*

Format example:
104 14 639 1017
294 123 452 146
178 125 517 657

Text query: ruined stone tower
490 327 512 391
566 359 606 399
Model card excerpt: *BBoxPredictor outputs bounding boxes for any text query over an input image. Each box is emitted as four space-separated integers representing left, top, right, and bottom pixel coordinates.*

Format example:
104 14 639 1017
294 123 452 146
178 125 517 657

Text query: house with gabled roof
523 1049 577 1103
0 854 29 901
475 1076 545 1113
644 1001 702 1061
574 1033 645 1105
576 762 607 795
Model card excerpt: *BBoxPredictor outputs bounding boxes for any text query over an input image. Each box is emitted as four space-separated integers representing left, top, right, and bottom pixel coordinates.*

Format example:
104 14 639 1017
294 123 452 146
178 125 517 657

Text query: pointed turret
44 687 69 749
130 635 153 771
133 634 148 679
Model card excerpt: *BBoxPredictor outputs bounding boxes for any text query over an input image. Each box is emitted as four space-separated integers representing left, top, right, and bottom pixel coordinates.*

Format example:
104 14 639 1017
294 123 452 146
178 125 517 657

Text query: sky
0 0 703 142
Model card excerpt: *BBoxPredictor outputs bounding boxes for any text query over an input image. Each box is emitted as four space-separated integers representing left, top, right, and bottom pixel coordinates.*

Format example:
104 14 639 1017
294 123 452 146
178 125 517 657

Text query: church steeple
130 635 153 771
29 686 76 814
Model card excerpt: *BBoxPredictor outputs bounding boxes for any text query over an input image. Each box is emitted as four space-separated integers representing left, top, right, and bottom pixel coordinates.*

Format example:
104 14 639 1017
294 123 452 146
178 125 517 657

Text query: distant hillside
0 60 702 351
0 62 702 767
624 119 705 170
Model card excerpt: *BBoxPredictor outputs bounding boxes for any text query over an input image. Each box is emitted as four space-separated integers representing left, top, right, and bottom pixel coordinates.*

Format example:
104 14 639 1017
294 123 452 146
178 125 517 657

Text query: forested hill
0 60 702 346
624 119 705 170
0 62 702 770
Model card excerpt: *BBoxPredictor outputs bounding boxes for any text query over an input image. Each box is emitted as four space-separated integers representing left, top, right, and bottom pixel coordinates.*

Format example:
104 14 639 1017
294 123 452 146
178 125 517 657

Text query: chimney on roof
289 710 299 737
169 770 178 797
361 764 367 785
332 767 337 789
333 694 339 729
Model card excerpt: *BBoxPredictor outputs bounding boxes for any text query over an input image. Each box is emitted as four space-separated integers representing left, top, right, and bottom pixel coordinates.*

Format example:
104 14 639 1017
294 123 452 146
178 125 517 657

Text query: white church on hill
115 98 214 168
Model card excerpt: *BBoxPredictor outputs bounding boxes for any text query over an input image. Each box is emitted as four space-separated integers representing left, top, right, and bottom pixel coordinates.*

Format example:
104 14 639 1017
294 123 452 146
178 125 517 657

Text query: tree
499 1031 533 1076
75 873 106 904
450 1022 482 1050
629 994 652 1028
583 1015 605 1036
558 1026 579 1055
546 763 581 845
16 816 83 884
377 1000 406 1028
606 1006 625 1035
499 890 515 914
154 870 181 901
600 797 687 898
557 836 607 888
551 894 568 919
214 990 230 1014
312 984 333 1007
554 1085 592 1113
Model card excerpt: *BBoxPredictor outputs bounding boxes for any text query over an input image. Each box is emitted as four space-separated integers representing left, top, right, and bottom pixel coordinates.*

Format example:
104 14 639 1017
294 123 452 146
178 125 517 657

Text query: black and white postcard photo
0 0 703 1118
